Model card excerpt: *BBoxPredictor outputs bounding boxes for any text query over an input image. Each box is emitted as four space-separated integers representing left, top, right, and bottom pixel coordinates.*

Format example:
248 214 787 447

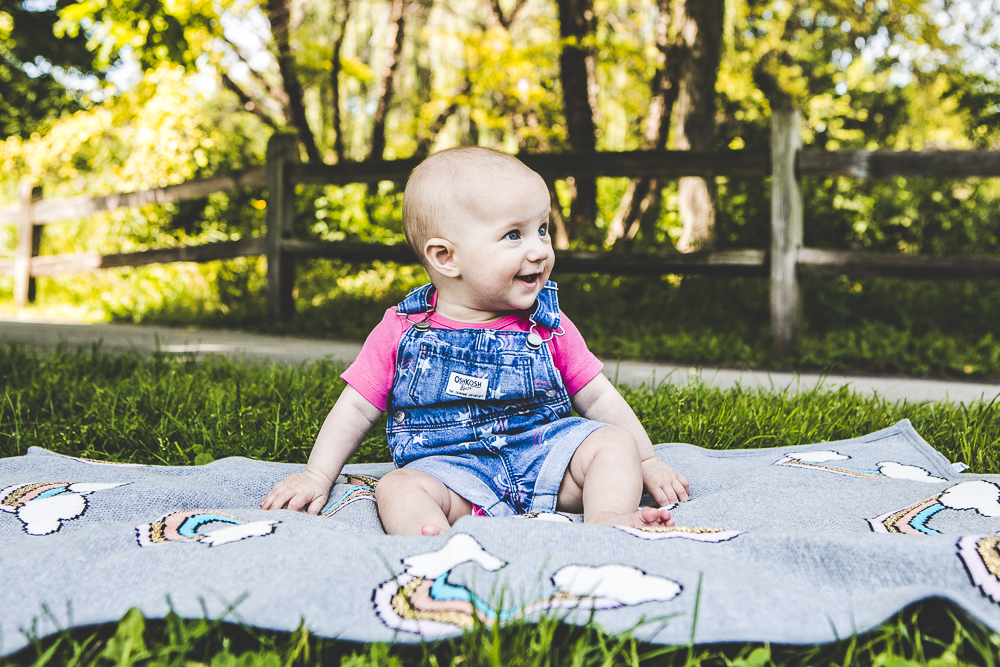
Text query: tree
8 0 999 259
604 0 683 248
556 0 599 240
0 0 107 139
267 0 322 162
673 0 724 252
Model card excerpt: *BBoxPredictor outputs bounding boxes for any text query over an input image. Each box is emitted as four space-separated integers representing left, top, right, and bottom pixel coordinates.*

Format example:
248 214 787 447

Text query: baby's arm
571 374 690 506
260 385 383 515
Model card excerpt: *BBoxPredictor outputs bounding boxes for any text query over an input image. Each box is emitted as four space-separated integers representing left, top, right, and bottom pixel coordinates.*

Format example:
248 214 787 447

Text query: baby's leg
375 468 474 536
557 427 674 528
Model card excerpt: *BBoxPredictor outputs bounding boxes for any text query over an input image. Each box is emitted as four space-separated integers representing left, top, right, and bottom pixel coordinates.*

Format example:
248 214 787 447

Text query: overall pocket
408 342 533 405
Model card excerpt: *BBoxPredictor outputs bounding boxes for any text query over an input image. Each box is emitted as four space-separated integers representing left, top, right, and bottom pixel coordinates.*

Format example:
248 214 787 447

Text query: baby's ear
425 238 459 277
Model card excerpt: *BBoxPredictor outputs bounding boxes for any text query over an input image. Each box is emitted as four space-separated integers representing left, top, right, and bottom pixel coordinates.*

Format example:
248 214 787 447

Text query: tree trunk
331 0 352 163
267 0 322 164
556 0 598 240
673 0 724 252
547 181 570 250
488 0 529 29
221 73 279 130
368 0 409 161
414 79 470 159
221 36 290 126
605 0 682 248
411 0 434 113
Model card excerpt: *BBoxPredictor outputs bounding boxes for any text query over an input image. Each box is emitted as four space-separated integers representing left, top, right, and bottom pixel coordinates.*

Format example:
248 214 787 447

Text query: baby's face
440 172 553 316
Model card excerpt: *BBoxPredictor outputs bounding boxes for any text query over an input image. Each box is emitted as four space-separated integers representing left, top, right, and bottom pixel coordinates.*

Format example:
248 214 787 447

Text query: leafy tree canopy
2 0 999 253
0 0 111 138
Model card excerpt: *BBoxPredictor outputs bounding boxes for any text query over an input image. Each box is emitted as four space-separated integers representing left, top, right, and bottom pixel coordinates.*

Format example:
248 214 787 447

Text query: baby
261 147 689 535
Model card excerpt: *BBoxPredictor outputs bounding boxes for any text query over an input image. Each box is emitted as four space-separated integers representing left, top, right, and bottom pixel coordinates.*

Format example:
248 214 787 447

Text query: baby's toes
637 507 664 525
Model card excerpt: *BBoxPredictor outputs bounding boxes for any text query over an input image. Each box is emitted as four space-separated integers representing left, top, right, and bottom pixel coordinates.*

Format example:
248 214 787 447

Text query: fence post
770 108 803 356
266 133 300 322
14 182 43 308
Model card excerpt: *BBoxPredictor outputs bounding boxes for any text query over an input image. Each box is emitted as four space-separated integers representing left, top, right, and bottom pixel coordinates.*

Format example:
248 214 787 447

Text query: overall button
394 410 406 422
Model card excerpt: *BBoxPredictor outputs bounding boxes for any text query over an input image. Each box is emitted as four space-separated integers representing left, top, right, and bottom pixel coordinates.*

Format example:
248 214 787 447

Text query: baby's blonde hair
402 147 541 262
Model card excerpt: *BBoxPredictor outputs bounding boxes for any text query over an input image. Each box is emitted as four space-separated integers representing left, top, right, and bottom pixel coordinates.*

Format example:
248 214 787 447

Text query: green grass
2 344 1000 665
7 601 1000 666
3 343 998 472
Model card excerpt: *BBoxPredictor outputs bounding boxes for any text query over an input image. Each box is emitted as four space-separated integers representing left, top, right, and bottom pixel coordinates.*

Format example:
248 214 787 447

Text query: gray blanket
3 419 1000 654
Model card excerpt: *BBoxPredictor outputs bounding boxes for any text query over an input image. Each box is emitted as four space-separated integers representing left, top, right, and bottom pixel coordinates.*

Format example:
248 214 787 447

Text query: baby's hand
640 457 690 507
260 470 335 515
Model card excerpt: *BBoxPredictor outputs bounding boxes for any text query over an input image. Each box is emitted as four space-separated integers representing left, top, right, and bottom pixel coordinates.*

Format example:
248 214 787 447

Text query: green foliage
0 64 267 197
0 0 106 139
555 274 1000 379
54 0 234 71
3 0 1000 386
5 256 1000 379
0 65 270 319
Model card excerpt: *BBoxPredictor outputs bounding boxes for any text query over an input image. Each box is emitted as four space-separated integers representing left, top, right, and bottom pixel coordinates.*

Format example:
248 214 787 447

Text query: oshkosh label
445 372 489 400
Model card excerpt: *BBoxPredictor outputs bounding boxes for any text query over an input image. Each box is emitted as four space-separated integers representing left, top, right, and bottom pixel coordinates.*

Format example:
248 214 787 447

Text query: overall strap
394 280 561 330
396 283 435 314
530 281 561 331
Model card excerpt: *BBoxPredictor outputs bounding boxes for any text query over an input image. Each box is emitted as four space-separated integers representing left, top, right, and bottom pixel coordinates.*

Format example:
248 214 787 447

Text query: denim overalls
386 281 606 517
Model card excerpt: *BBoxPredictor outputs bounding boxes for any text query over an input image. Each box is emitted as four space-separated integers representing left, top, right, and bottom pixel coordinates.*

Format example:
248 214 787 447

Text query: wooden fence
3 109 1000 354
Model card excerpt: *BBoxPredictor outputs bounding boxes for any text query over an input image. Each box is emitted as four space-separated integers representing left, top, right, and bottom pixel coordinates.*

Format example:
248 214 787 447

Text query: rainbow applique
868 480 1000 535
372 531 715 638
322 474 379 517
958 535 1000 604
0 482 129 535
775 451 947 482
136 510 279 547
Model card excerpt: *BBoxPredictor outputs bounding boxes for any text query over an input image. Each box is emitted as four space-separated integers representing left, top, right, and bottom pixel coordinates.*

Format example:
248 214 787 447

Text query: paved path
1 317 998 405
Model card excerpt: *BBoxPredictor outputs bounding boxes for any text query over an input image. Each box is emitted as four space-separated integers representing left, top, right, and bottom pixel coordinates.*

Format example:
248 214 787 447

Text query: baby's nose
526 237 551 261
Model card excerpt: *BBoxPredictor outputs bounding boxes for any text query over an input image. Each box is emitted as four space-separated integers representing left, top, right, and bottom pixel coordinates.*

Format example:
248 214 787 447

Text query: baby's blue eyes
504 225 548 241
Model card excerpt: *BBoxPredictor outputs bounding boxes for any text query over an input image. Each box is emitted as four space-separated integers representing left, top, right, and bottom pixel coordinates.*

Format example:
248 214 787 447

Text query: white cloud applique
785 451 850 462
776 450 947 482
550 564 682 606
939 480 1000 516
0 482 129 535
374 533 684 638
877 462 947 483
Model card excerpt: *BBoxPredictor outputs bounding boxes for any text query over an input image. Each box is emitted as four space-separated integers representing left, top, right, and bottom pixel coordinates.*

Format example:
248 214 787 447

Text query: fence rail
3 112 1000 353
0 169 266 226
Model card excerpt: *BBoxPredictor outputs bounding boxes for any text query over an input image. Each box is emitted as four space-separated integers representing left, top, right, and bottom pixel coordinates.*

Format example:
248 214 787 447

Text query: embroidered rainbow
136 510 279 547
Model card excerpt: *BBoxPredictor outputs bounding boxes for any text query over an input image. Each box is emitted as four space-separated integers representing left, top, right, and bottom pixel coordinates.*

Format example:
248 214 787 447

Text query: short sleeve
549 312 603 395
341 308 403 411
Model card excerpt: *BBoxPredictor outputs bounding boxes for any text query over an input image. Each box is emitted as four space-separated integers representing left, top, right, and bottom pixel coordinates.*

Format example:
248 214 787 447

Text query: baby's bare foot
590 507 674 528
635 506 674 527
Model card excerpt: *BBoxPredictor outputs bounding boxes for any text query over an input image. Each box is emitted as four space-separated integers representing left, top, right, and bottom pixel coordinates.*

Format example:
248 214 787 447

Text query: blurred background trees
1 0 1000 376
2 0 998 247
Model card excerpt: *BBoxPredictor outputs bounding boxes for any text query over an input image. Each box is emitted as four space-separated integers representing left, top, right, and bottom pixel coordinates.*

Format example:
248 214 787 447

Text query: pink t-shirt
342 307 604 412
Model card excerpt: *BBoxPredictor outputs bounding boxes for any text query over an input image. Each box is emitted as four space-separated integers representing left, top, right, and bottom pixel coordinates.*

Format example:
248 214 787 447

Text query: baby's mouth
516 273 541 285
